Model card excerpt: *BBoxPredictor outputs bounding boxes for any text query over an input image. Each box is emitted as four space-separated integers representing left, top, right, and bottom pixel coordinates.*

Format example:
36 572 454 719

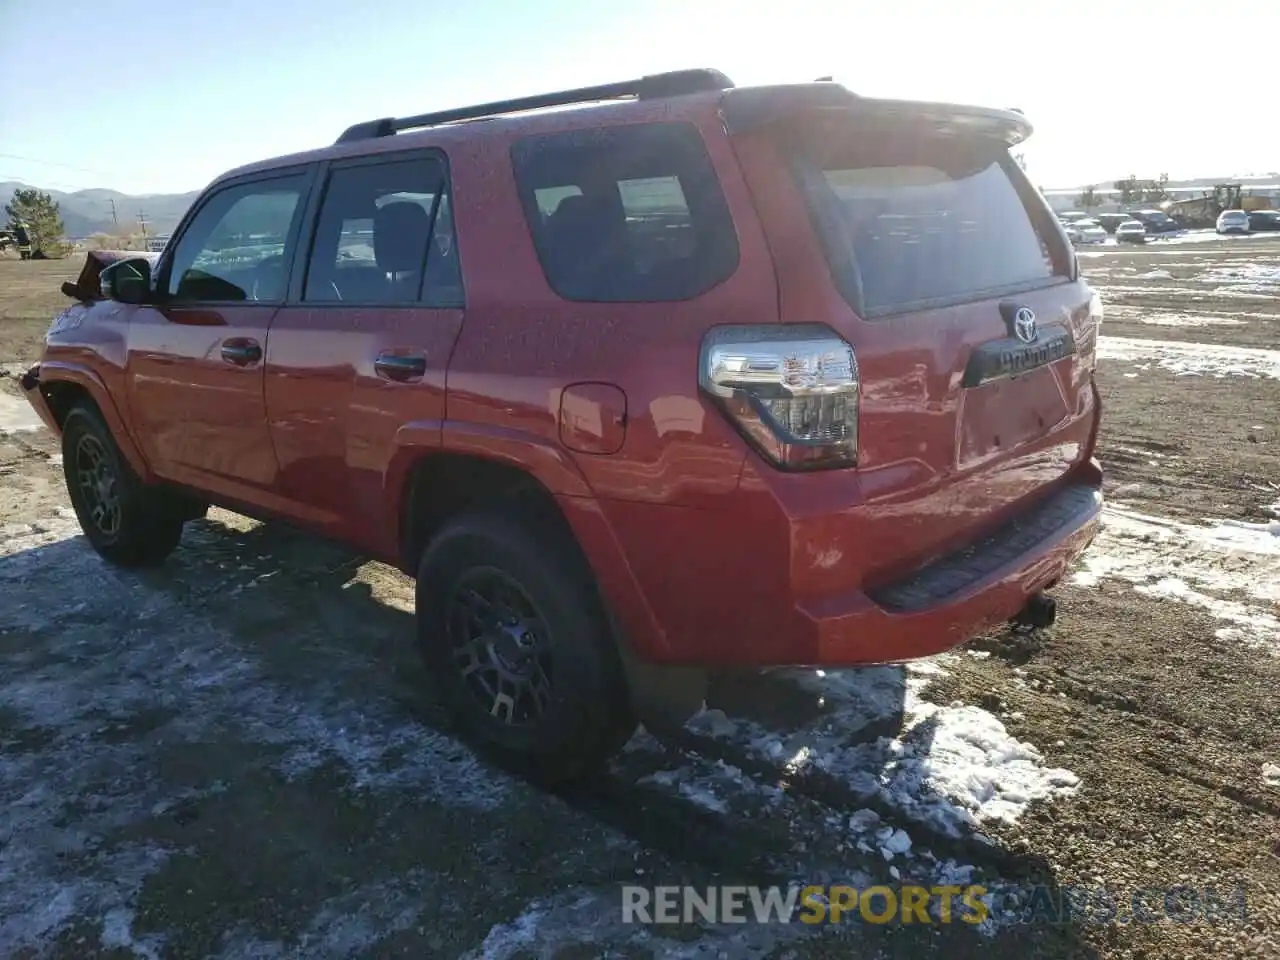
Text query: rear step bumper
801 476 1101 664
867 482 1100 613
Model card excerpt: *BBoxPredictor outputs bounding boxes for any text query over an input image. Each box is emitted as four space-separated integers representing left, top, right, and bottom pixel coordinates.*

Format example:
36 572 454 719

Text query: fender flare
384 420 673 661
36 360 153 481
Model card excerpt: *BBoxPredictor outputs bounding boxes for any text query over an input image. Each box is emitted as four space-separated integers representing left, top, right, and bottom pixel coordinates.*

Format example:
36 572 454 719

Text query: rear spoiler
720 83 1033 146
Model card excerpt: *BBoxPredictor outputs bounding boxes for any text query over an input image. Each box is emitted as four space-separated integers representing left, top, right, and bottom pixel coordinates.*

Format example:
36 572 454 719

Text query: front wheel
61 403 185 567
415 506 636 783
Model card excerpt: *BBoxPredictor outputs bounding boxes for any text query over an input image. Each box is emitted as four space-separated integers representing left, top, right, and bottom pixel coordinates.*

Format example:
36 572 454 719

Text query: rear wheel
415 506 636 783
61 403 184 567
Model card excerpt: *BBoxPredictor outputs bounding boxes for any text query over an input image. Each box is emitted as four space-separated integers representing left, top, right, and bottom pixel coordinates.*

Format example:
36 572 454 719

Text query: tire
415 505 636 784
61 403 184 567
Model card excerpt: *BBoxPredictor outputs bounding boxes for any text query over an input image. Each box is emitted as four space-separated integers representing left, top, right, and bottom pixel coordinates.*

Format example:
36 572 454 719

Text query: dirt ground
1 236 1278 959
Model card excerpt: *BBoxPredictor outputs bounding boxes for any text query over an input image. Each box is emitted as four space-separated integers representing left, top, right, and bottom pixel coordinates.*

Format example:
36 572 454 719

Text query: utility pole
137 210 150 249
108 197 118 227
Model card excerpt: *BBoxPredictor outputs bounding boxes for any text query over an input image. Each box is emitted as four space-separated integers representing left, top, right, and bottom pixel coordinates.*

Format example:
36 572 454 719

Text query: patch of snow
1135 269 1174 280
634 767 731 815
689 660 1079 836
1095 284 1274 301
1197 263 1280 291
847 809 880 833
213 871 434 958
1263 763 1280 788
0 520 513 956
1098 336 1280 380
100 908 164 960
462 887 821 960
1102 305 1248 328
877 827 912 859
1072 505 1280 649
0 391 43 433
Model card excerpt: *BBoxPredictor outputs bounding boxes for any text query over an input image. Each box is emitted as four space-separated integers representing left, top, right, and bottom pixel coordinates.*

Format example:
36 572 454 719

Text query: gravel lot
1 235 1278 959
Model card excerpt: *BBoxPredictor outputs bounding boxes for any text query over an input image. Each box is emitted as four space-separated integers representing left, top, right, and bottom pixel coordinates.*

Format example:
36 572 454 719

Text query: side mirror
100 257 153 304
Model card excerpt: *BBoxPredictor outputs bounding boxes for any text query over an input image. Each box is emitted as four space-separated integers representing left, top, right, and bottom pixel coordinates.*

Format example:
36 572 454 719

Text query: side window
511 122 739 302
303 155 462 306
166 177 306 302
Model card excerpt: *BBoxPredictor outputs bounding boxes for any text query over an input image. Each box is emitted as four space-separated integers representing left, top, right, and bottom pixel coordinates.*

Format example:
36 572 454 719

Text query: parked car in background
1115 219 1148 244
1247 209 1280 232
1126 209 1181 236
1057 210 1091 224
1216 210 1251 234
1071 219 1108 245
1095 213 1130 234
19 69 1103 782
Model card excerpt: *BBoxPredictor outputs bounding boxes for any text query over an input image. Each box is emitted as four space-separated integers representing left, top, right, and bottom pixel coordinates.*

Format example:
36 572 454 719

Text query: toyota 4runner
21 69 1103 782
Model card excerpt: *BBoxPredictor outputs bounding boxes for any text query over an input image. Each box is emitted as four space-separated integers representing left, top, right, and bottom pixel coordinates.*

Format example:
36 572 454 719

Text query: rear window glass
511 122 739 302
789 123 1059 315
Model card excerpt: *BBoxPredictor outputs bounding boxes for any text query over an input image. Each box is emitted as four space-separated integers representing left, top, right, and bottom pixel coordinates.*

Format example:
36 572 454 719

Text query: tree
1113 175 1139 206
1144 173 1170 204
5 188 65 253
1077 185 1099 211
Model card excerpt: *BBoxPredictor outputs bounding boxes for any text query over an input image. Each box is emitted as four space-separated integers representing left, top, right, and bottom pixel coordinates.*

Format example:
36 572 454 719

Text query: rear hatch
725 89 1100 578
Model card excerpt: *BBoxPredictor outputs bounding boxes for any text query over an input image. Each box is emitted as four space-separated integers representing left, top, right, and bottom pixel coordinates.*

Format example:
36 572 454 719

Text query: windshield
788 119 1060 315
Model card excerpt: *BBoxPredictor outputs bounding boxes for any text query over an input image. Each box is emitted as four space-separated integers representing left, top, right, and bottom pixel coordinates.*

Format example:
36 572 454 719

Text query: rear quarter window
788 121 1063 316
511 122 739 302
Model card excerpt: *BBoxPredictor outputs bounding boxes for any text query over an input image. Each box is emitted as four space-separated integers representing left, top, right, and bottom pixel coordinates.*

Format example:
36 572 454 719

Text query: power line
0 152 116 177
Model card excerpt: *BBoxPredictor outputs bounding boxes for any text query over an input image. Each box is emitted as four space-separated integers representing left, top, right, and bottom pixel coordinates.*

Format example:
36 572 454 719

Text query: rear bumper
584 458 1104 668
18 364 60 434
805 475 1101 663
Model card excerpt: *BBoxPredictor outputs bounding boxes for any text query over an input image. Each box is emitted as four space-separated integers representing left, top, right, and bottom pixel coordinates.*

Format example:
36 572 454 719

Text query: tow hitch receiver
1011 592 1057 631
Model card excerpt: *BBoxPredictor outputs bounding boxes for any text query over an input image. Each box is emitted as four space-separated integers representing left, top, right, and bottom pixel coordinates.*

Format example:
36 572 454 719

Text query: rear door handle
374 353 427 382
221 339 262 366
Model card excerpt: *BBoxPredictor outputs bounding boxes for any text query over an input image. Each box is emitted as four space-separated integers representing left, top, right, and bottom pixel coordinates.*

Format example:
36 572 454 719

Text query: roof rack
333 68 734 144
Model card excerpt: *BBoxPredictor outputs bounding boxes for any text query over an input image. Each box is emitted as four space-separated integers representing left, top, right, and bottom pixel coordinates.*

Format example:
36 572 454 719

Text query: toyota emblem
1013 307 1038 344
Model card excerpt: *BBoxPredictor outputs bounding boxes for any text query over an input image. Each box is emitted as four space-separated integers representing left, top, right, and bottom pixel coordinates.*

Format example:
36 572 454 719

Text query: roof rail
333 68 734 145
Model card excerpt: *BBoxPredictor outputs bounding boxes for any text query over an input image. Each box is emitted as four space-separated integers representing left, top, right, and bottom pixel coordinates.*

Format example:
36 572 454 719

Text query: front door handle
221 339 262 366
374 353 427 382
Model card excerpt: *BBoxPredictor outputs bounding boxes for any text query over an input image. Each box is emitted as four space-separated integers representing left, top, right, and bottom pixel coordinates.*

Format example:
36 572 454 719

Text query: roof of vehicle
1219 209 1249 215
211 68 1034 189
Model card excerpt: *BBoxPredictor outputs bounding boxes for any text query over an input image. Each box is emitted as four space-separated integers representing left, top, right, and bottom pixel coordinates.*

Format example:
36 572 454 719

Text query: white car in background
1071 218 1108 245
1115 219 1148 244
1216 209 1251 235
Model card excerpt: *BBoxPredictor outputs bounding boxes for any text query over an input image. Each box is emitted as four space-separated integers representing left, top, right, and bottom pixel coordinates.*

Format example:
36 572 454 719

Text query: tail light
699 324 859 470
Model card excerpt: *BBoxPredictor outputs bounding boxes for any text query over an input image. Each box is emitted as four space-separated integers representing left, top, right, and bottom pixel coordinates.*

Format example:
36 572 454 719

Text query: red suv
21 70 1102 782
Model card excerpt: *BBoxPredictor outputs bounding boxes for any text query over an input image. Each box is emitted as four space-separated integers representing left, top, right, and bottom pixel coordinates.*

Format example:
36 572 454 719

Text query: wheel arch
394 445 675 665
37 363 152 480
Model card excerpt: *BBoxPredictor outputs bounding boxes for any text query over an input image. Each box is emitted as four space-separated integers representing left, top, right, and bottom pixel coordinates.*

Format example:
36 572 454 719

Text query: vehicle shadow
0 513 1101 956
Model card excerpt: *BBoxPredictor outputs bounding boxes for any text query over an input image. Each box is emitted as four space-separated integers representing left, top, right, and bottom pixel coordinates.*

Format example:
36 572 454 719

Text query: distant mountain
0 181 200 240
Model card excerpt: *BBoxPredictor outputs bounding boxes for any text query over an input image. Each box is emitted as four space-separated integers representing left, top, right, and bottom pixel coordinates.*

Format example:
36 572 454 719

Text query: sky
1 0 1277 197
